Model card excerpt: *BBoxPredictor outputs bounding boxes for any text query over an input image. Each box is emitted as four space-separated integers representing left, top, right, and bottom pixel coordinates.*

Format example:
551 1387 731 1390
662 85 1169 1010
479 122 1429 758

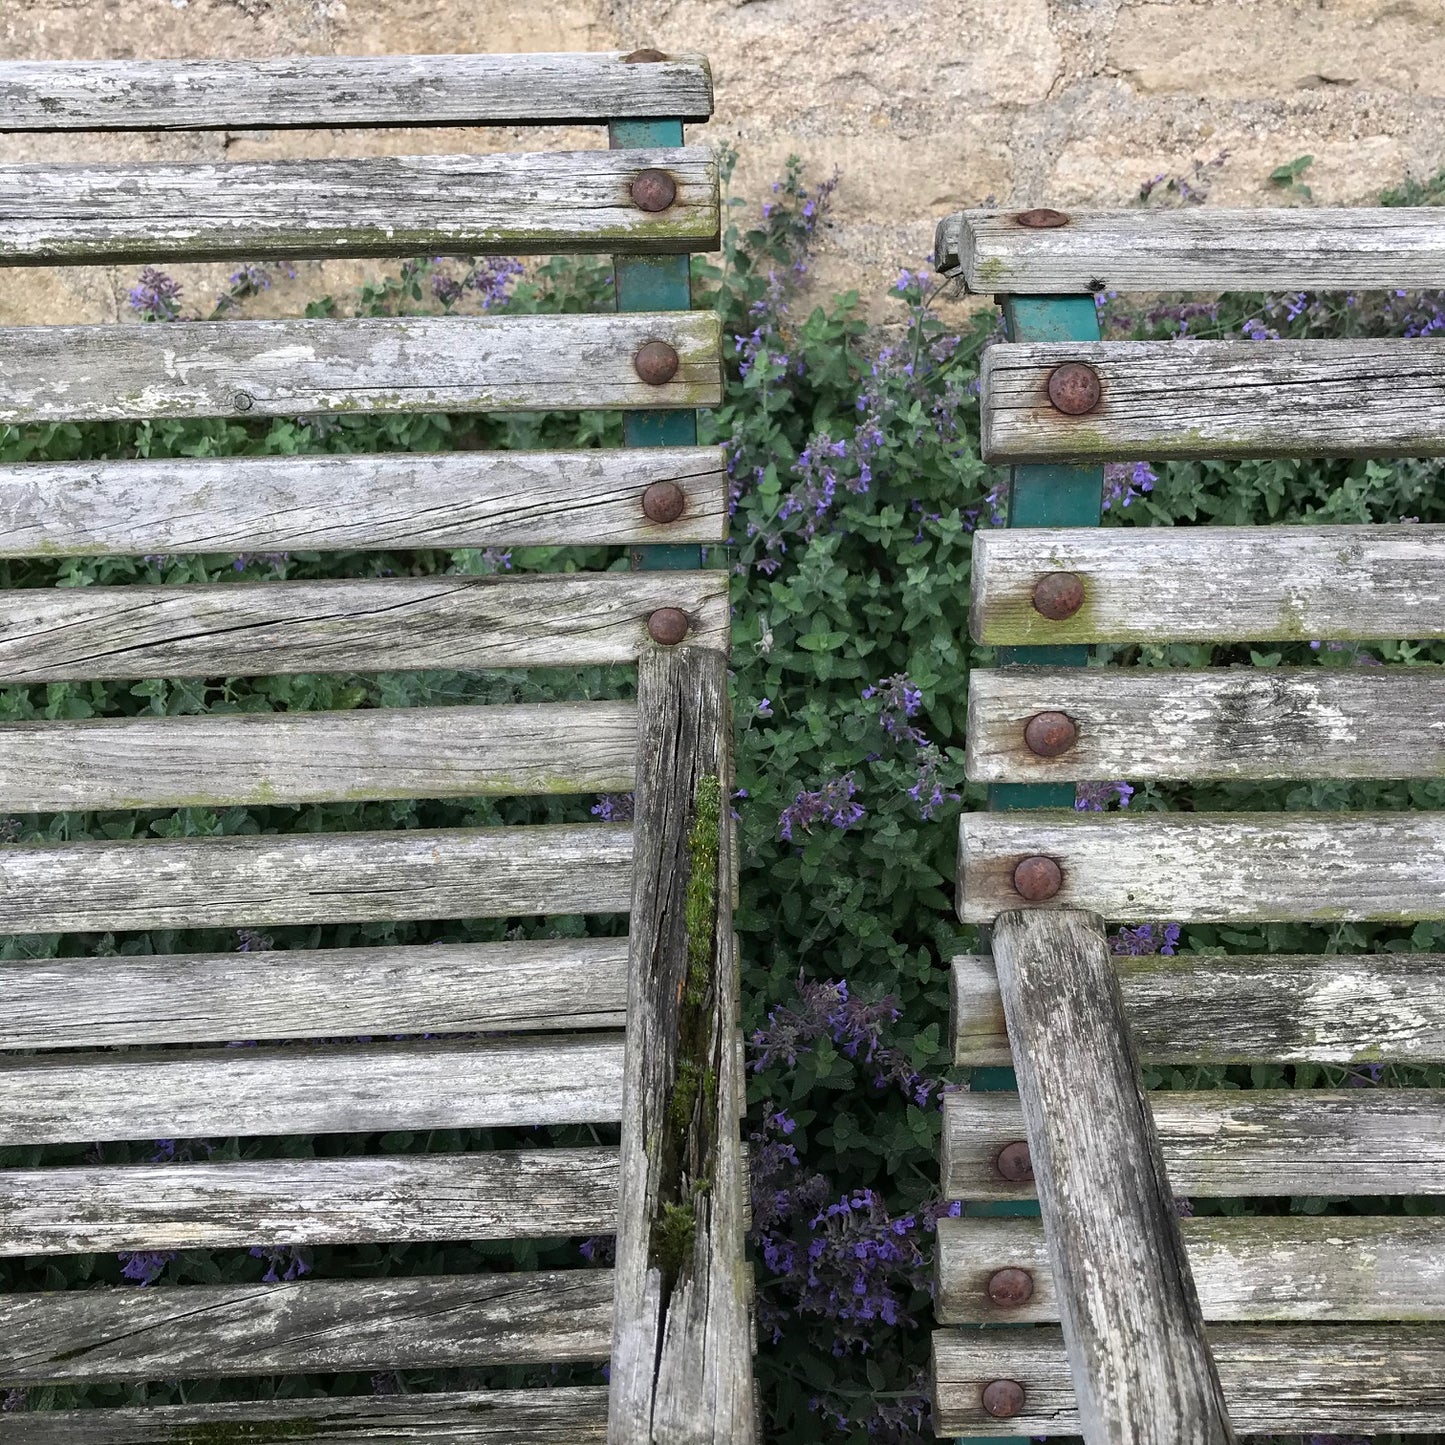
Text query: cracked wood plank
0 312 721 424
981 339 1445 463
0 446 728 555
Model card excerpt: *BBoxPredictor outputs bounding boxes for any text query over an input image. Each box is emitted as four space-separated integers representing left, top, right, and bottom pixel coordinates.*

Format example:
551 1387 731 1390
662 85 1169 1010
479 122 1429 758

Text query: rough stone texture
1 0 1443 321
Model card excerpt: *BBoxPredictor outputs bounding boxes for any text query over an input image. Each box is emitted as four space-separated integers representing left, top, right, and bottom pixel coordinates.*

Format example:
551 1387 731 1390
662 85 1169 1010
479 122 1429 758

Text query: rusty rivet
634 340 680 386
622 47 668 62
1015 207 1069 229
1023 711 1077 759
1047 361 1102 416
993 1140 1033 1183
1013 855 1062 902
981 1379 1026 1419
647 607 690 646
631 168 678 213
233 390 254 413
1031 571 1085 622
642 480 687 525
986 1267 1035 1307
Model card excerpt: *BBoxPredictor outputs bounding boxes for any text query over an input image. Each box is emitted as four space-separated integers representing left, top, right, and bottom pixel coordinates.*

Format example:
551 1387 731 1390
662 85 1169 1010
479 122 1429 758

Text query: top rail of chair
0 51 714 132
934 207 1445 295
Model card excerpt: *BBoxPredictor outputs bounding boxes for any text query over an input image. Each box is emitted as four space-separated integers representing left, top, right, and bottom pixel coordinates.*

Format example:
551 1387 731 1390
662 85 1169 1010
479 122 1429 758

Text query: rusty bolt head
1031 571 1085 622
647 607 690 646
981 1379 1026 1419
1023 711 1078 759
631 168 678 213
1014 207 1069 229
1013 855 1063 902
993 1140 1034 1182
986 1267 1035 1307
634 340 681 386
642 480 687 525
622 47 668 62
1047 362 1102 416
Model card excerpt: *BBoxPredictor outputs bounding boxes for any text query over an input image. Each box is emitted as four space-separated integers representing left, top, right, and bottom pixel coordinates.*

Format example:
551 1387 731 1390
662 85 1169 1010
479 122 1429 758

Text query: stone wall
2 0 1443 321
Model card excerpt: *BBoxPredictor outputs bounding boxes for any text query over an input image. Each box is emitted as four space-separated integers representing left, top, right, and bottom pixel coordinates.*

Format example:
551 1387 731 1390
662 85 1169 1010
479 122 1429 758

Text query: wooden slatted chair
0 51 754 1444
928 207 1445 1441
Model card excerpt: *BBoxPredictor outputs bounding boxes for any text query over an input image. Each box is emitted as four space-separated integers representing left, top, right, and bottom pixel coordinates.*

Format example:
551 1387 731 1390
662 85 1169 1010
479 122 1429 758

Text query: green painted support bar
610 117 703 573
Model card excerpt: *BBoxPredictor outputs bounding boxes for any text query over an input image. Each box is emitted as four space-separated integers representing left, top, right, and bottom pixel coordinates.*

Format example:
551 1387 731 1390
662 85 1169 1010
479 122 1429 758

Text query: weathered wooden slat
967 665 1445 783
958 810 1445 925
937 1214 1445 1325
0 1035 624 1146
0 823 631 934
990 908 1231 1443
0 1389 610 1442
952 951 1445 1067
0 445 727 556
0 150 718 265
610 646 753 1444
942 1088 1445 1201
0 1270 613 1384
5 937 627 1050
981 339 1445 463
0 1148 618 1256
936 207 1445 294
969 524 1445 646
932 1324 1445 1434
0 571 728 683
0 313 721 424
0 53 713 132
0 702 637 813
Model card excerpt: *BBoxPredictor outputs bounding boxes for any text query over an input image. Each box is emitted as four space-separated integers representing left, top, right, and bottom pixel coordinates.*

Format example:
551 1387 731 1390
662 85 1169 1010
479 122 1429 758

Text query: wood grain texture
936 1213 1445 1325
0 1149 619 1256
942 1088 1445 1201
0 823 632 934
932 1324 1445 1434
966 665 1445 783
610 646 754 1445
969 524 1445 646
0 702 638 812
981 339 1445 463
0 1389 610 1441
990 908 1232 1444
936 207 1445 294
0 53 713 131
5 937 628 1050
959 810 1445 924
0 571 729 683
0 150 718 264
0 313 721 424
0 446 728 556
0 1270 614 1384
952 950 1445 1067
1 1035 624 1146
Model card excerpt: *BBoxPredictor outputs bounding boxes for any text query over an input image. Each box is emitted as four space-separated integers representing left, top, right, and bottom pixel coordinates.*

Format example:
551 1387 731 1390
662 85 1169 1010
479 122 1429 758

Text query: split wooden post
991 907 1234 1445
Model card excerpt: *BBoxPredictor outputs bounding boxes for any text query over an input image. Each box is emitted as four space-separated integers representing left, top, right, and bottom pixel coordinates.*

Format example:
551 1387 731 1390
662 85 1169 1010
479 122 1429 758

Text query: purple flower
778 773 864 841
1075 780 1134 812
1109 923 1181 956
119 1250 175 1286
907 743 959 820
591 792 635 823
249 1244 311 1284
1102 461 1158 511
127 267 183 322
756 697 774 718
863 673 926 744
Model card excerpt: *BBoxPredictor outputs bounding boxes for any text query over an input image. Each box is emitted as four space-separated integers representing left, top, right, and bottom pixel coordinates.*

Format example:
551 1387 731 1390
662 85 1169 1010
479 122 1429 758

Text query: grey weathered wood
0 1389 610 1442
952 950 1445 1067
0 53 713 131
5 937 627 1050
937 1213 1445 1325
610 646 754 1445
0 446 727 556
958 810 1445 924
932 1324 1445 1434
0 702 638 812
982 339 1445 463
942 1088 1445 1201
0 1148 618 1256
0 150 718 264
0 1270 613 1384
0 571 728 683
990 908 1232 1444
969 524 1445 646
0 313 721 424
1 1035 624 1146
966 666 1445 783
936 207 1445 294
0 823 631 934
